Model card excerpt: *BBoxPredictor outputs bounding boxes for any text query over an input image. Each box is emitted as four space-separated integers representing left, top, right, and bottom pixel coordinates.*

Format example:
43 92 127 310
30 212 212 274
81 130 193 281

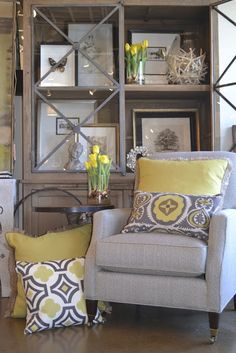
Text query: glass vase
137 61 145 85
88 174 110 204
126 61 145 85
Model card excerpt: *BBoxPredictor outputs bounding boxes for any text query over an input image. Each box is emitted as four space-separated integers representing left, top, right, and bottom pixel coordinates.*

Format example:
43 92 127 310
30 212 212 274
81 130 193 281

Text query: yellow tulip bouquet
125 39 148 84
85 145 112 201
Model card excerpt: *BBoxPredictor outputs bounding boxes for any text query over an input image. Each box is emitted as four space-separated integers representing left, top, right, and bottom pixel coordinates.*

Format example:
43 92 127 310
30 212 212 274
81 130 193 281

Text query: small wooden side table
33 203 114 225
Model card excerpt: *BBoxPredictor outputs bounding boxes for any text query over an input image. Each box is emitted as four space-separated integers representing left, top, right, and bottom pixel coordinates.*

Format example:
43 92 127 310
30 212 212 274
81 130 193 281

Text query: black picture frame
56 118 79 135
133 109 200 153
230 125 236 152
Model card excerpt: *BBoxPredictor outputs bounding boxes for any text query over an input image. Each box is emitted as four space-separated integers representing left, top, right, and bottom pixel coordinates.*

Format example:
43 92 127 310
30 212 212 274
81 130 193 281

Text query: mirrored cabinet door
32 4 122 173
0 1 15 175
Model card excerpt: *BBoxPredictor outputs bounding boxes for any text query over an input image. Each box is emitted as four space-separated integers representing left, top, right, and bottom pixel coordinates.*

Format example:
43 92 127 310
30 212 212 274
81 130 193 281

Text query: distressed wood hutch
22 0 219 234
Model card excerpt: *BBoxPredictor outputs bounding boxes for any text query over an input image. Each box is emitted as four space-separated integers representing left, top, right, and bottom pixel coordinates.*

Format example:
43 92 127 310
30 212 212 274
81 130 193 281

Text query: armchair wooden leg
86 299 98 326
208 312 220 343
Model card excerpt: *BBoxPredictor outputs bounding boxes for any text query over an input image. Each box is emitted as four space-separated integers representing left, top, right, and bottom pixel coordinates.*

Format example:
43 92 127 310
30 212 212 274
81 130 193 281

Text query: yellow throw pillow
5 224 92 318
136 158 231 196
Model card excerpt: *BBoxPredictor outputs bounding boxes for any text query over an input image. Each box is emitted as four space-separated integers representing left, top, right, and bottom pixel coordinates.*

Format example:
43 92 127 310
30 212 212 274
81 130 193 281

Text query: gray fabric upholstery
96 233 207 277
84 151 236 316
206 209 236 311
96 272 207 311
84 208 131 298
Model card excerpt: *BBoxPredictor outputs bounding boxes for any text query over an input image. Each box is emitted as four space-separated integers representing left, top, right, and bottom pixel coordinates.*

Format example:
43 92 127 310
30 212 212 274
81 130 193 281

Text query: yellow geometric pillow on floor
5 224 92 318
16 258 88 334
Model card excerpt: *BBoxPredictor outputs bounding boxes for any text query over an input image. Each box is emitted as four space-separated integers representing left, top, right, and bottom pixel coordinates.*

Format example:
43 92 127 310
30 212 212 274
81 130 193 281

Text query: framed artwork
130 31 180 84
68 23 113 86
56 118 79 135
230 125 236 152
133 109 200 153
37 100 96 170
79 124 119 168
40 44 75 87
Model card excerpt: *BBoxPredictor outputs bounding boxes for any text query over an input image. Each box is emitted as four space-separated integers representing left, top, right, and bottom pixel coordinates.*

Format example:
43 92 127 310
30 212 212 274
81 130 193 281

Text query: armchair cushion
96 232 207 277
121 191 222 241
136 158 231 196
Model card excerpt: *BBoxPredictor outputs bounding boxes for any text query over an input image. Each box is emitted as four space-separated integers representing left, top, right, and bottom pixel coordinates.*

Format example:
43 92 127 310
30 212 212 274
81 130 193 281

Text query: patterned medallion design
153 194 185 222
16 258 88 334
122 191 222 241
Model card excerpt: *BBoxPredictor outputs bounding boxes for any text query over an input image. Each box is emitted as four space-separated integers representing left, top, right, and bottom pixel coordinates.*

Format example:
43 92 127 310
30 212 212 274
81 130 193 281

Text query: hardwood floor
1 297 236 353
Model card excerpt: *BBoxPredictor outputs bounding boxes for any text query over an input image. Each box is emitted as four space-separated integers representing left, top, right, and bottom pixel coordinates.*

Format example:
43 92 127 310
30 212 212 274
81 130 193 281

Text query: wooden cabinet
22 0 216 234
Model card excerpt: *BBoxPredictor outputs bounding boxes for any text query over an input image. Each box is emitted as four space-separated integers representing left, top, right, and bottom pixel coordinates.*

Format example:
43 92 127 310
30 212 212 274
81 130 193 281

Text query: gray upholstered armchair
84 151 236 342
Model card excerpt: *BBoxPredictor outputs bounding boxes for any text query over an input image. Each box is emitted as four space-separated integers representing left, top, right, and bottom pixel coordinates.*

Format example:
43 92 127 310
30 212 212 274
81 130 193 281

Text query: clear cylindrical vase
87 174 110 204
138 61 145 85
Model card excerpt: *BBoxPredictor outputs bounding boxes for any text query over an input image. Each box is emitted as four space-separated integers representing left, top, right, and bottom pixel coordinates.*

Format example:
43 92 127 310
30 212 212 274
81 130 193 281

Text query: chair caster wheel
209 329 218 344
209 336 217 344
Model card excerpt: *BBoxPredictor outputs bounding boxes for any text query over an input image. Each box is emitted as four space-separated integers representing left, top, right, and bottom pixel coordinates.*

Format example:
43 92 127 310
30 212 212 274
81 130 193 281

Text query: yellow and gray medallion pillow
122 191 223 241
16 257 88 334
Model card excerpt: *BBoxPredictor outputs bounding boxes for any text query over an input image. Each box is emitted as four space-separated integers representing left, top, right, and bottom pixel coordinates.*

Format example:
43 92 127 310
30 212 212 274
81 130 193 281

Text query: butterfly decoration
48 57 67 72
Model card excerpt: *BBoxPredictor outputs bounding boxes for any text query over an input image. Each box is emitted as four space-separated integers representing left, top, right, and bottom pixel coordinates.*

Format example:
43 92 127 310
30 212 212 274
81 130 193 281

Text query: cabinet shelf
36 86 118 100
125 84 210 99
125 84 210 92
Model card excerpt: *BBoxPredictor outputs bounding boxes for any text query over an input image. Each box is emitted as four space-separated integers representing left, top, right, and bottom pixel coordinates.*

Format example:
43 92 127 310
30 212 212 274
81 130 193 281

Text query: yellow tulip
130 45 137 56
89 153 97 162
99 155 110 164
125 43 130 52
84 161 91 170
136 43 142 51
90 160 97 168
92 145 100 154
142 39 148 49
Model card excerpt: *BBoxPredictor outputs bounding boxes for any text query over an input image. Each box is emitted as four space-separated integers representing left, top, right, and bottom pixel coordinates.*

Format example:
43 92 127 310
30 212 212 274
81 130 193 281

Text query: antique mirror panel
0 1 15 174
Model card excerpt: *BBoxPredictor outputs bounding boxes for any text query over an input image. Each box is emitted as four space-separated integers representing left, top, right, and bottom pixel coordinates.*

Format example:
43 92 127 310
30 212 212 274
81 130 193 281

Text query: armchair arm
90 208 132 242
84 208 131 299
206 209 236 311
